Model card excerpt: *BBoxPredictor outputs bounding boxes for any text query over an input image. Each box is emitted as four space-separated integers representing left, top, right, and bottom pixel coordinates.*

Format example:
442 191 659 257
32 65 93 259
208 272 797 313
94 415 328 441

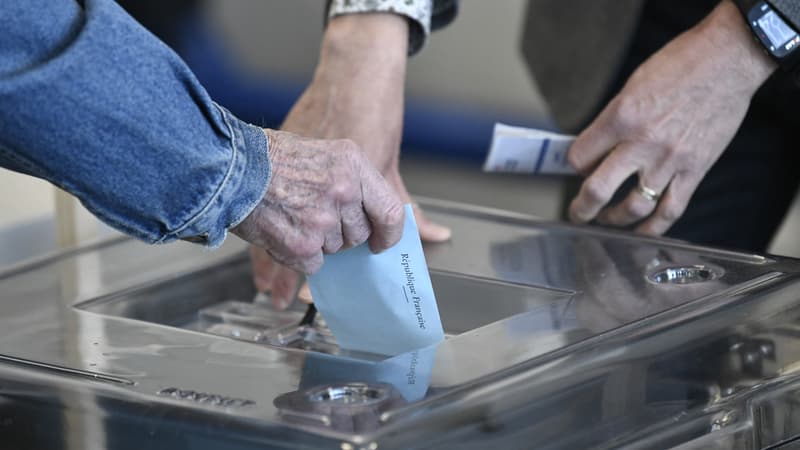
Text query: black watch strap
732 0 800 80
766 0 800 85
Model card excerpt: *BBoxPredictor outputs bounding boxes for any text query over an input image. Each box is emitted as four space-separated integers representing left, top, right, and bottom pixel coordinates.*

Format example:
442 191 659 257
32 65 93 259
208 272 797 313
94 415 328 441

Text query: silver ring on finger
636 180 661 202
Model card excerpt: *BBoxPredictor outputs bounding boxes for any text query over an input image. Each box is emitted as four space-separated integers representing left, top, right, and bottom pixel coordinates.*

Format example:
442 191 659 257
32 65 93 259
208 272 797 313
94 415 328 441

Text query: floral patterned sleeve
328 0 457 55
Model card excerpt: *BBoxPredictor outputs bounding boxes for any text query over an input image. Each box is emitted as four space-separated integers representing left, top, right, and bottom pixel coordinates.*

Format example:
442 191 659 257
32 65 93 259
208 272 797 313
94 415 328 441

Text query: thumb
359 161 405 253
414 203 452 242
386 170 452 243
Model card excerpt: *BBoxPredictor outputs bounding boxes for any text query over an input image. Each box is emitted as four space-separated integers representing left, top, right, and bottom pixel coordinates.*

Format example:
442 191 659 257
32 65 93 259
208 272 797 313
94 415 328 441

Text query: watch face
748 1 800 58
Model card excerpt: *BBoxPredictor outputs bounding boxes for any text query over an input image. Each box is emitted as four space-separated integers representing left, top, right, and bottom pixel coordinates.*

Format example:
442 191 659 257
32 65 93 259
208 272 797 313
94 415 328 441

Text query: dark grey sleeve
770 0 800 31
432 0 458 31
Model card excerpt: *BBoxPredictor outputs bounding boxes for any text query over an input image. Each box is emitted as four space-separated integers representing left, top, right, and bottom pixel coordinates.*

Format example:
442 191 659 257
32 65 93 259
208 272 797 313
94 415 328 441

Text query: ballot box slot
75 255 574 360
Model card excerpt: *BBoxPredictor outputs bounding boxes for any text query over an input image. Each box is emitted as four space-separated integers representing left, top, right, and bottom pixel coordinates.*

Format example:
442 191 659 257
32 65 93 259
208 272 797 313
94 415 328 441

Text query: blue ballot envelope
307 204 445 356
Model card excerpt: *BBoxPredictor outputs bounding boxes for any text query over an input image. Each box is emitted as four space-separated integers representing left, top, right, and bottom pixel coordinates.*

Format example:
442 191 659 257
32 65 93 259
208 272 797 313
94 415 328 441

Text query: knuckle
288 236 321 260
612 97 639 130
309 211 337 233
375 200 405 231
662 143 682 159
636 126 661 147
329 179 359 203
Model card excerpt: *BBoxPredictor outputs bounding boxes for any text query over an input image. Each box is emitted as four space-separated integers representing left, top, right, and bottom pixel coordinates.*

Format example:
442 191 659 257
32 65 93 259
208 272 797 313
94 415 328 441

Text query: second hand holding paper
307 204 444 356
483 123 577 175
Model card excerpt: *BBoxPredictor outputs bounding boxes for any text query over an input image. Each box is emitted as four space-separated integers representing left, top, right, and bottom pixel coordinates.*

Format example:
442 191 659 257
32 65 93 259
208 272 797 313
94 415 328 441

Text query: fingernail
273 297 289 311
568 208 586 224
253 292 270 304
297 284 313 302
422 223 452 242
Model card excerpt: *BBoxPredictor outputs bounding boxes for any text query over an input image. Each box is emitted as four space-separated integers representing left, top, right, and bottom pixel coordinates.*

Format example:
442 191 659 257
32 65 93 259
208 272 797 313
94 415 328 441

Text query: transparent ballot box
3 199 800 449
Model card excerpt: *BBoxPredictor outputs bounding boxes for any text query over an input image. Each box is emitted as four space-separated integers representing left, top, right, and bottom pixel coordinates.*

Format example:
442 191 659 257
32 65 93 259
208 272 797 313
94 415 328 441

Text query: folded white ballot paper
307 204 444 356
483 122 577 175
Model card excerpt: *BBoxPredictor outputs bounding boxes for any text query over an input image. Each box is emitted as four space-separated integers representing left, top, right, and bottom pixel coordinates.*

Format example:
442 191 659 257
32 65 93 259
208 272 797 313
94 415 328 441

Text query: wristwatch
733 0 800 73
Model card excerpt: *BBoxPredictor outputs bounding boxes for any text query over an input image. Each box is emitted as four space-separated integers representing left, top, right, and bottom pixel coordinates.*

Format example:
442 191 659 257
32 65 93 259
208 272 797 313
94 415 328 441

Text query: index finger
568 99 623 174
569 145 638 223
359 164 405 253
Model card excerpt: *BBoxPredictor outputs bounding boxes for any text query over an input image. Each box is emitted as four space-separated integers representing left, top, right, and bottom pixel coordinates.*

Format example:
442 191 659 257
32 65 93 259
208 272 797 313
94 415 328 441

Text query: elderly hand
232 128 404 275
567 1 776 236
249 12 451 309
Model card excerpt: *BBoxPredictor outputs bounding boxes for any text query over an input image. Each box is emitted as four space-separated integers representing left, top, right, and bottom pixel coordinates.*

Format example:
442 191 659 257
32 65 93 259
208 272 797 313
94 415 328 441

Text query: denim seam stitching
227 128 270 230
0 143 47 178
156 105 239 243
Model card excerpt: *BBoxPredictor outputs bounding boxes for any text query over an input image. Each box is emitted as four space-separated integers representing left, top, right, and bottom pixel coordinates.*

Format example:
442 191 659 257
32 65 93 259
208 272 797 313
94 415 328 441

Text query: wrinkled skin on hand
249 13 451 309
232 128 404 275
567 1 776 236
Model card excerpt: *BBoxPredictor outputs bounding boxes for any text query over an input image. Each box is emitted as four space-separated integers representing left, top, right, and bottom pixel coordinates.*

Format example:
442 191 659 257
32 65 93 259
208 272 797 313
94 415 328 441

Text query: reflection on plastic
490 234 577 289
308 204 444 356
298 345 436 402
274 346 436 433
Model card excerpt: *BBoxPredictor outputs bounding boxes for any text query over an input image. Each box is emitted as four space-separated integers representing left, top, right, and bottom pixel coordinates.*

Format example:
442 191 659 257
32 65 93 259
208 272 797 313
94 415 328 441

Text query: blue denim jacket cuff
165 105 270 248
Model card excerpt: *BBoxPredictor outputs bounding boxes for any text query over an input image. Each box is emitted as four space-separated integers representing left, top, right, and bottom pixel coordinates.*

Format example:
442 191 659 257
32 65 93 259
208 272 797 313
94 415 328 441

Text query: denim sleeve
0 0 270 247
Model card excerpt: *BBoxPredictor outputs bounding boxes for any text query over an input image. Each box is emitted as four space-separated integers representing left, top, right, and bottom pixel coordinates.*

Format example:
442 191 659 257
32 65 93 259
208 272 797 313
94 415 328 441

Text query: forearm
0 0 270 247
286 12 409 170
697 0 777 93
318 13 408 91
